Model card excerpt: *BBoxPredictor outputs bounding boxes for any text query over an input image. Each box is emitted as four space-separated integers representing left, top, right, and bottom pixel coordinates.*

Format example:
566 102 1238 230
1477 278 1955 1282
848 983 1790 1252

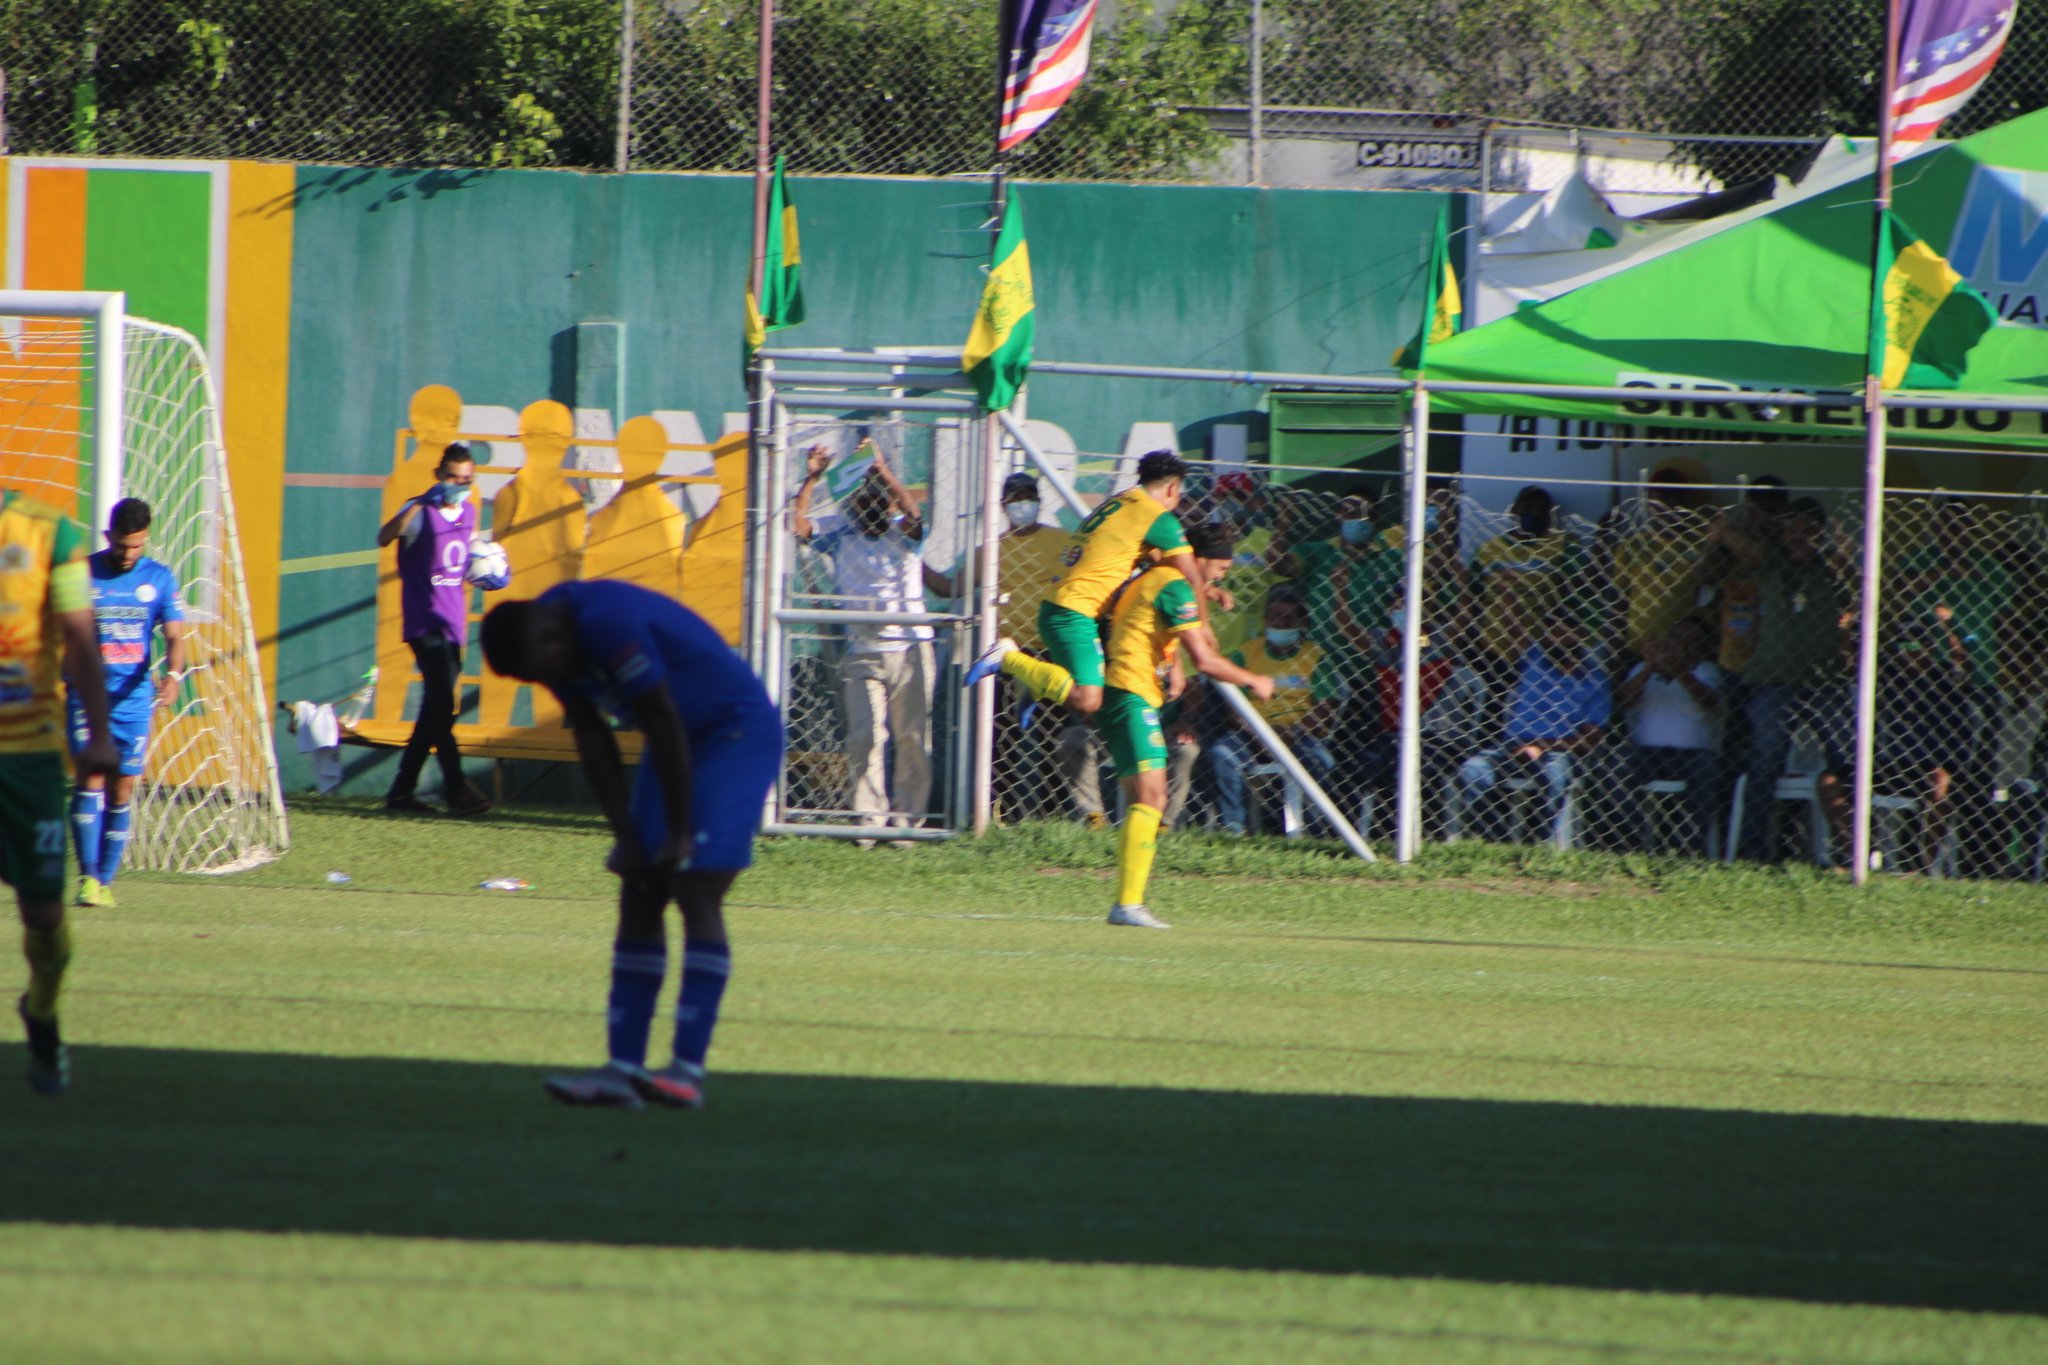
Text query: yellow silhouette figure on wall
479 399 587 730
582 415 686 600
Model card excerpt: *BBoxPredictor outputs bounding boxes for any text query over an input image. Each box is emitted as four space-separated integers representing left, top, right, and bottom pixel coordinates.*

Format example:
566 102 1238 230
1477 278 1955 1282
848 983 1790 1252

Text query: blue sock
672 940 732 1069
71 789 105 882
100 804 133 885
606 938 667 1068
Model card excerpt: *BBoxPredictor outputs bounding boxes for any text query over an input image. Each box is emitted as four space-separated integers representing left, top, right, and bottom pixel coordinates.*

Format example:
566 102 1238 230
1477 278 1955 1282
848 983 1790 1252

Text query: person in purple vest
376 442 492 816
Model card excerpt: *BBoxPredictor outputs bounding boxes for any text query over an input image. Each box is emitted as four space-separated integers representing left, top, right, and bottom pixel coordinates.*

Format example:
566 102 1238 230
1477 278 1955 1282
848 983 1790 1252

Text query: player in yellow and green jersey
1095 521 1272 930
966 450 1214 718
1 489 118 1096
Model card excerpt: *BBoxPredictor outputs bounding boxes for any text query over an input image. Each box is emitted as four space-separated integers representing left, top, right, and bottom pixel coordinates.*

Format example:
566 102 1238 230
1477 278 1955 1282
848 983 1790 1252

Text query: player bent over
967 450 1214 718
1099 522 1272 929
2 490 118 1095
68 498 187 908
482 581 783 1109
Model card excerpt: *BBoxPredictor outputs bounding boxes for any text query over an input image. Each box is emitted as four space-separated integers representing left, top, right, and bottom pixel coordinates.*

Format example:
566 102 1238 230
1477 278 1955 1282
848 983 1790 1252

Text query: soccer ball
465 538 512 591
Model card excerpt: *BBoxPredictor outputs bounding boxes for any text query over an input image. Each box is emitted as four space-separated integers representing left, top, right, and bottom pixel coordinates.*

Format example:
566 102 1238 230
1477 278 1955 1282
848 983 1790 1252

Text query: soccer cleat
73 876 99 907
445 790 493 818
1107 902 1171 930
384 795 438 815
964 637 1017 689
17 994 68 1097
632 1060 706 1110
543 1062 648 1109
92 881 117 908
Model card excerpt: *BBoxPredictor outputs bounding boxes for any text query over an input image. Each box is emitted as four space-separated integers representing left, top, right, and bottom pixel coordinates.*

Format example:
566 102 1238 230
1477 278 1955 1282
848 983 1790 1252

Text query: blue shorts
69 706 152 776
630 713 784 872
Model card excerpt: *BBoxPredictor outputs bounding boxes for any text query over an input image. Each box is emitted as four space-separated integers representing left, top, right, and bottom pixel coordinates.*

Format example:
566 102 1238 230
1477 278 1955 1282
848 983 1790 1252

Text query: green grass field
4 802 2046 1362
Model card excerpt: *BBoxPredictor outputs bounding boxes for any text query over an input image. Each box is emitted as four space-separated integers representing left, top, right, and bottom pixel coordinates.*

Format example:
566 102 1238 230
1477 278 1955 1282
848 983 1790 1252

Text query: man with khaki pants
794 442 940 843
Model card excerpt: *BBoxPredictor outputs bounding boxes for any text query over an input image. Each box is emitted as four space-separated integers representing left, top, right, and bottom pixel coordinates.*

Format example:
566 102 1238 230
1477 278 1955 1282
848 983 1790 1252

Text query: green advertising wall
274 165 1448 792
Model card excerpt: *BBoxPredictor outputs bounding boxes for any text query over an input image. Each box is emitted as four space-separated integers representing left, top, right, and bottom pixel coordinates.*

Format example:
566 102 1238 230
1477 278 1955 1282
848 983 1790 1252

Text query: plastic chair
1243 761 1306 837
1448 759 1576 850
1868 792 1958 876
1723 743 1832 866
1639 778 1721 857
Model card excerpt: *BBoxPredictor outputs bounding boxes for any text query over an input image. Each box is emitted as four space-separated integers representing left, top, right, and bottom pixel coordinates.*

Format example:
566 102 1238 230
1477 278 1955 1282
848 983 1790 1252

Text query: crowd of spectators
795 447 2048 876
1065 466 2045 874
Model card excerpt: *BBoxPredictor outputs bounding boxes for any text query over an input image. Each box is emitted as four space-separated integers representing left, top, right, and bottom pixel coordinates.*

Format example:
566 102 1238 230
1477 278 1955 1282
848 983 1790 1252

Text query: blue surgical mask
437 480 470 507
1423 505 1441 534
1389 608 1408 635
1339 518 1373 546
1006 500 1041 529
1266 627 1303 649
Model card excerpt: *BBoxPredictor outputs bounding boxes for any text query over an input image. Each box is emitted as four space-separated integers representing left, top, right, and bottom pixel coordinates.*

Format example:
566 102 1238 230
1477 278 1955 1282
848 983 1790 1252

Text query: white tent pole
1215 683 1374 861
1397 379 1429 862
996 407 1089 522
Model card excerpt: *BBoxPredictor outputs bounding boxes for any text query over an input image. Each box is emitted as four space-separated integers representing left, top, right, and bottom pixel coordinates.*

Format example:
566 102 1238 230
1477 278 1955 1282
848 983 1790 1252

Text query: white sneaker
964 637 1019 688
544 1061 648 1108
1107 903 1171 929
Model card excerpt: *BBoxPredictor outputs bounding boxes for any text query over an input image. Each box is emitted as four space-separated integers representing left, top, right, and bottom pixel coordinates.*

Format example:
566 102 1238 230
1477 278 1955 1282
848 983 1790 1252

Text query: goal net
0 295 287 873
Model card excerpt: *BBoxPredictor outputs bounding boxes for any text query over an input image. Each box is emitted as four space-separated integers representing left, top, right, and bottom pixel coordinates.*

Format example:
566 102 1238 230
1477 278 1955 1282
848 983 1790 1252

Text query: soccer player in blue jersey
482 580 784 1109
68 498 186 908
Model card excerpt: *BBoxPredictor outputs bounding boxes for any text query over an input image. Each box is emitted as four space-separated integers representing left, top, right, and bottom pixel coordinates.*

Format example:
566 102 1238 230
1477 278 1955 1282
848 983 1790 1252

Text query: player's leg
8 753 76 1093
543 863 667 1108
638 715 783 1109
1100 690 1172 929
66 705 106 904
90 731 146 905
970 603 1099 714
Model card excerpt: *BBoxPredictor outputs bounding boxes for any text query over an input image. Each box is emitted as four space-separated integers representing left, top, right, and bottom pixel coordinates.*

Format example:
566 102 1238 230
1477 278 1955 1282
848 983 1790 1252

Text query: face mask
1266 627 1303 649
1006 500 1040 529
1422 505 1441 534
1389 608 1408 635
430 480 470 507
1339 518 1373 546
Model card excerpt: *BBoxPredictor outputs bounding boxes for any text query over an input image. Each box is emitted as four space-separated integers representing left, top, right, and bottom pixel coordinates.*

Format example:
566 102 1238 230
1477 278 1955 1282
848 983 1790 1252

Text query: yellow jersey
0 491 93 754
998 525 1071 644
1104 565 1203 708
1228 637 1333 730
1049 487 1190 619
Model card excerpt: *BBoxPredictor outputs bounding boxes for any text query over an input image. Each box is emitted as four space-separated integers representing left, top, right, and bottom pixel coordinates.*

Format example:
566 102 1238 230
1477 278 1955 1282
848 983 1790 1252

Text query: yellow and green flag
744 154 805 369
1868 209 1997 390
963 192 1035 412
1394 205 1462 371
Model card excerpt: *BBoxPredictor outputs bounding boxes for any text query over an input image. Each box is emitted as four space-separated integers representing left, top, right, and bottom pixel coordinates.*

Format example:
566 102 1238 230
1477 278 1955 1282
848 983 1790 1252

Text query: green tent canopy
1419 110 2048 449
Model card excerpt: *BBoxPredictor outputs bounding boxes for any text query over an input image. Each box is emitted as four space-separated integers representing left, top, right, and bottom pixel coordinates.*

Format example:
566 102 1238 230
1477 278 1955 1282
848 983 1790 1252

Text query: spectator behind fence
1458 611 1610 846
1471 485 1576 729
1055 709 1200 831
1350 604 1487 835
1872 619 1972 873
1615 616 1722 855
1204 471 1281 655
1202 587 1343 836
1612 461 1712 662
1707 496 1850 863
1993 534 2048 801
792 441 943 844
928 472 1069 822
1702 475 1789 680
1268 483 1405 665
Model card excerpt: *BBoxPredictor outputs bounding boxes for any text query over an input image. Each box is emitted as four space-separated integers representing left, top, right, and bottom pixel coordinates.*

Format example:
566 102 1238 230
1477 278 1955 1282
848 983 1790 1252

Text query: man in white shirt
793 442 943 841
1615 617 1722 855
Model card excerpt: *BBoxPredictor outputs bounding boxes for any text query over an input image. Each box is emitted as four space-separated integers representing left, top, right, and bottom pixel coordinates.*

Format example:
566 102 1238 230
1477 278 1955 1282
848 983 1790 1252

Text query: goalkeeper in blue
68 498 186 908
483 581 783 1110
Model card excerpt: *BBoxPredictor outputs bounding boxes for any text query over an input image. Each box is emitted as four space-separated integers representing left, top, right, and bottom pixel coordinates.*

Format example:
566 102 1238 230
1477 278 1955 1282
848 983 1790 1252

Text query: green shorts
0 752 70 903
1037 600 1106 689
1098 687 1169 779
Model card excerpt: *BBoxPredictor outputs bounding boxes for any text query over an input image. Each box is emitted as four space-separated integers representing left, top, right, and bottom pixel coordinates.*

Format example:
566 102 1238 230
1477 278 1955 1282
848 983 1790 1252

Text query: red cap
1214 471 1256 496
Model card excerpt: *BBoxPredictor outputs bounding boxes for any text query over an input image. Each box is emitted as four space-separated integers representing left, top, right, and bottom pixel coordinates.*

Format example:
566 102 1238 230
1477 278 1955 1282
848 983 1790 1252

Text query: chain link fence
4 1 2041 188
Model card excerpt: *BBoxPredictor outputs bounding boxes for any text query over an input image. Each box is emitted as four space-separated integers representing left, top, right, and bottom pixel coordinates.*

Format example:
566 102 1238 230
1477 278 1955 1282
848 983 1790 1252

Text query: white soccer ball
465 538 512 591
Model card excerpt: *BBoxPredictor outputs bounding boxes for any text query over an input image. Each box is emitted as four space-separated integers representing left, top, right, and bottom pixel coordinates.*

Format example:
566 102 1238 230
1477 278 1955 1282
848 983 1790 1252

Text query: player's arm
54 561 118 777
375 492 432 548
867 443 925 540
156 619 189 710
561 694 637 853
1177 626 1274 702
1160 551 1216 631
791 445 830 540
626 685 696 873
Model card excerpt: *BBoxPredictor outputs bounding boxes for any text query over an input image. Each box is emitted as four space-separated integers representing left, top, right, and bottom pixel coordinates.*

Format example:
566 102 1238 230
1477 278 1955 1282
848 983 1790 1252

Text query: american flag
1888 0 2018 161
998 0 1099 152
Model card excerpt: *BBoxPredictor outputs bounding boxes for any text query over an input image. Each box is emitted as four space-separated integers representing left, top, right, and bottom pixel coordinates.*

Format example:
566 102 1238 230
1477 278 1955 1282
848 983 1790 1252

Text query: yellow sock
1000 652 1074 706
1117 803 1164 907
23 920 73 1021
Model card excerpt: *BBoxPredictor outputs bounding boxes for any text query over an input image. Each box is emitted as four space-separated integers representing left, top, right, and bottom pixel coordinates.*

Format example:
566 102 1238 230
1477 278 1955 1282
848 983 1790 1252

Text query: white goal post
0 289 288 873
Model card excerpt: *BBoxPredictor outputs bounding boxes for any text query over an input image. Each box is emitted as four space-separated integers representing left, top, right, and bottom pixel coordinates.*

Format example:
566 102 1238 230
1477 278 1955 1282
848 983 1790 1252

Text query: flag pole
971 40 1012 838
745 0 777 679
1852 0 1904 883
